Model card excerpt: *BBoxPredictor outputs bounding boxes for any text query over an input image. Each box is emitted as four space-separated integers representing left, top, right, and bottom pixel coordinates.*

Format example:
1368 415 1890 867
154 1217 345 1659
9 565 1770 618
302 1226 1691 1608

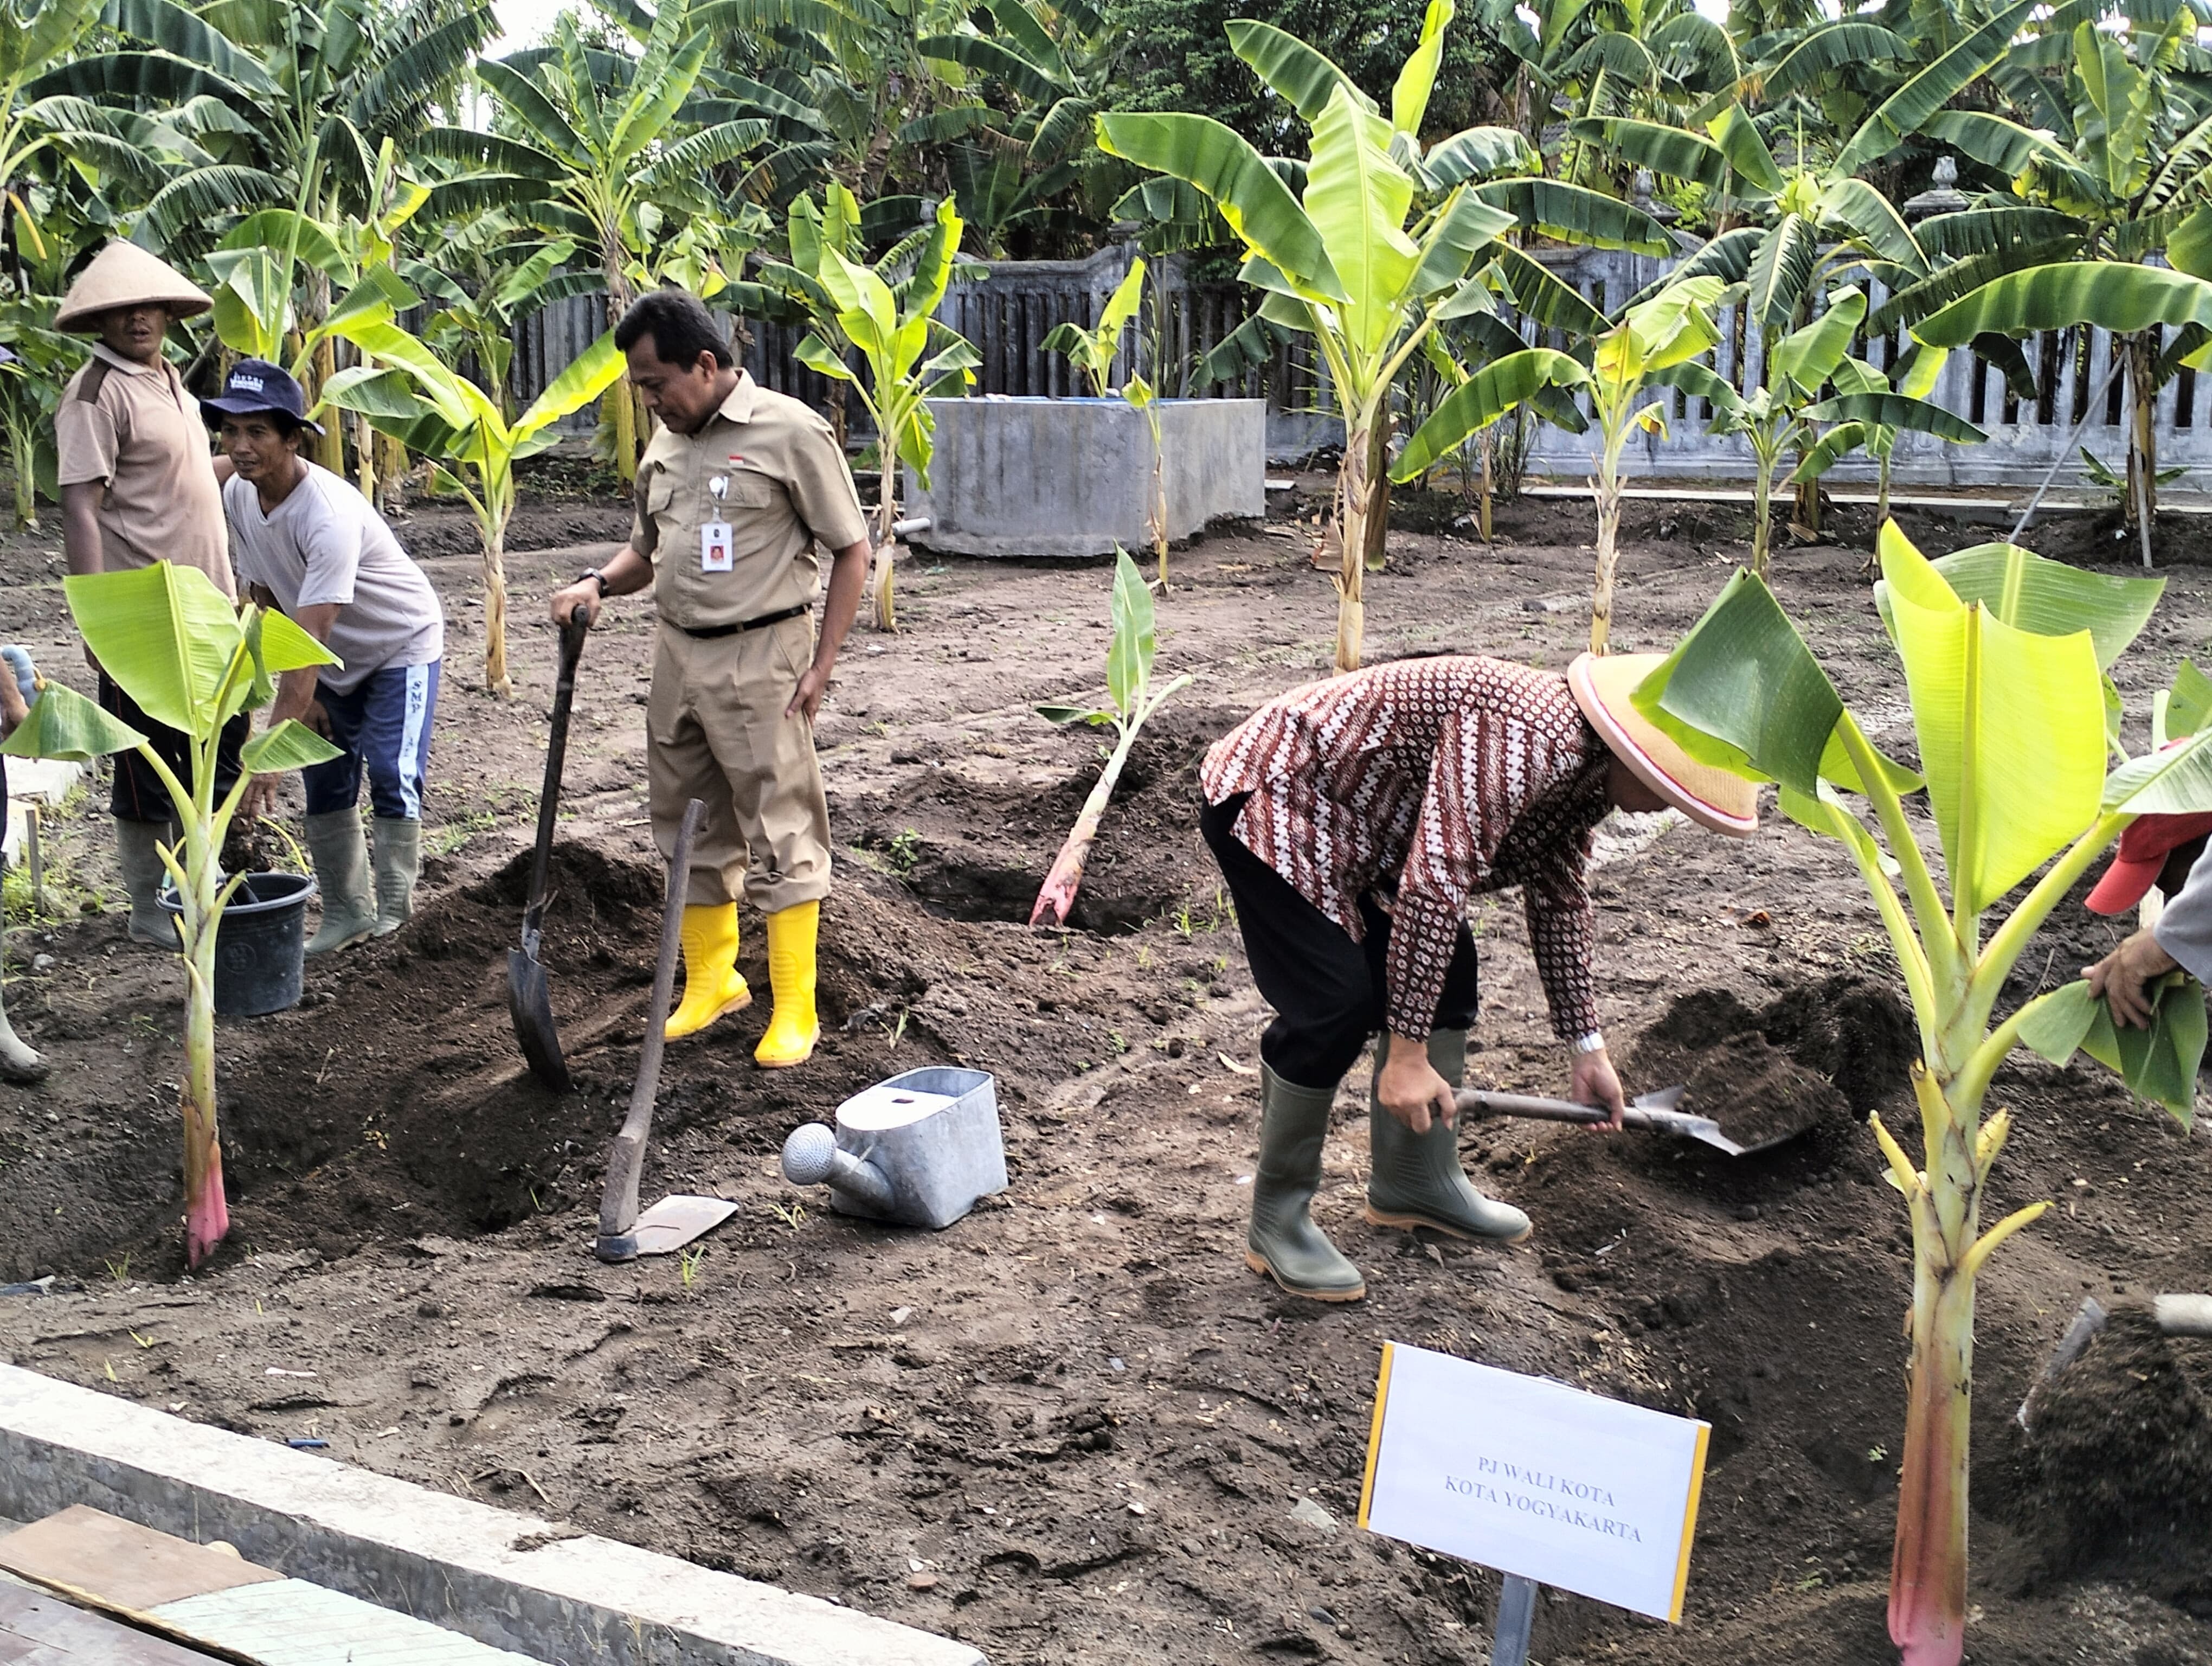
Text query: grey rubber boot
370 817 421 937
1365 1029 1532 1243
1246 1064 1366 1302
303 810 378 956
113 818 177 948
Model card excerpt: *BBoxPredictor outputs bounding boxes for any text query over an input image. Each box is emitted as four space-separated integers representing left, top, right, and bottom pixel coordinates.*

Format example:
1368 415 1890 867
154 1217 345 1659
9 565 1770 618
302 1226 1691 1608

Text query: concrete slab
0 1365 986 1666
154 1579 546 1665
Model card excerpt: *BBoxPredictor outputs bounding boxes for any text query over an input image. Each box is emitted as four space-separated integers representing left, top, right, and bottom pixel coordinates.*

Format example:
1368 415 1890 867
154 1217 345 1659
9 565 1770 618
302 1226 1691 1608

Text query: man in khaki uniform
551 290 871 1068
54 241 241 947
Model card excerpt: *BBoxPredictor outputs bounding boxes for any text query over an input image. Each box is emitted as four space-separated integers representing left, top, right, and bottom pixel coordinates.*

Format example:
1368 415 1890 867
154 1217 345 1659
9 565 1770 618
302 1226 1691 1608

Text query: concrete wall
904 397 1266 559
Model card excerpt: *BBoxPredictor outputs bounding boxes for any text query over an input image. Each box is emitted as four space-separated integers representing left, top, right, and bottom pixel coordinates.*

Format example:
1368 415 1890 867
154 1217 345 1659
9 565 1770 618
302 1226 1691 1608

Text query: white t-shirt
223 462 444 694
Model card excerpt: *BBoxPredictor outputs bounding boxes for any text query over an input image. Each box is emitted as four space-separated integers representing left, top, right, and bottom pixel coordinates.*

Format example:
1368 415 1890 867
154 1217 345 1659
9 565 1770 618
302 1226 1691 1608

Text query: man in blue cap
206 360 446 953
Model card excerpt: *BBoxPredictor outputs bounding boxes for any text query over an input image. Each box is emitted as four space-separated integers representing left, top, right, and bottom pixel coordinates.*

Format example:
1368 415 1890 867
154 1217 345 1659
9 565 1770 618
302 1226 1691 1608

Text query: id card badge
700 521 735 571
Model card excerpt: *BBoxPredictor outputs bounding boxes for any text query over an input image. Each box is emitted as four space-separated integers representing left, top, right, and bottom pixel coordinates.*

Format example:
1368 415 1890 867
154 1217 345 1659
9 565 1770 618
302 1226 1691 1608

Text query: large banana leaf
1224 19 1372 123
1816 179 1925 274
1392 0 1454 137
1305 86 1419 358
1420 125 1537 189
2017 973 2205 1124
1761 19 1906 100
1920 112 2075 181
1770 285 1866 393
1744 214 1818 337
1709 105 1785 197
240 717 344 775
67 564 245 739
1470 178 1673 254
1409 190 1517 296
1915 261 2212 346
1489 243 1606 335
1831 0 2044 177
1908 541 2163 669
1389 348 1587 481
516 331 626 445
1806 392 1985 444
1880 527 2105 914
1097 112 1343 300
1567 117 1728 193
0 680 144 762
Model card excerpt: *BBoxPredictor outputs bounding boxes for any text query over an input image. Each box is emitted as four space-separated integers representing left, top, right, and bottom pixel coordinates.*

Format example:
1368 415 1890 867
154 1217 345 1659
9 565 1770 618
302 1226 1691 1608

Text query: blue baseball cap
202 357 324 435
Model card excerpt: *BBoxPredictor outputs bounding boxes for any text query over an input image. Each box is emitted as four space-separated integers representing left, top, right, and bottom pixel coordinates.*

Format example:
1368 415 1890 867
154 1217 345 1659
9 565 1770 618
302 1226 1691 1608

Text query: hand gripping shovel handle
598 796 705 1257
524 614 589 939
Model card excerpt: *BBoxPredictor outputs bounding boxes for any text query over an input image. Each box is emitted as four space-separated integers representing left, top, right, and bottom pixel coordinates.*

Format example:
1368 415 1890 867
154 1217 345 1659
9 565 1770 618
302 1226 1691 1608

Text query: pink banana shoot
1031 549 1191 929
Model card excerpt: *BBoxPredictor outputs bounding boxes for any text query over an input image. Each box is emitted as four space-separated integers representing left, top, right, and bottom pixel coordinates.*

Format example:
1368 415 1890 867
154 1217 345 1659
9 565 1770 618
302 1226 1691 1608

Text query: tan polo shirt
631 371 869 631
55 344 233 598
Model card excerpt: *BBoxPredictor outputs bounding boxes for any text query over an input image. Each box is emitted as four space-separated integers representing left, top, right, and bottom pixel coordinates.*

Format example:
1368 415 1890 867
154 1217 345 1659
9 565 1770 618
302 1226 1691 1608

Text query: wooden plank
0 1509 281 1614
0 1585 229 1664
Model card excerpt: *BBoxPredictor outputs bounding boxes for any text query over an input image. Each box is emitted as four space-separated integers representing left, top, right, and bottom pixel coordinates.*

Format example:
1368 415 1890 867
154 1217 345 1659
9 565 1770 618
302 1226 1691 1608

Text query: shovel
1453 1086 1794 1157
596 797 738 1261
508 614 588 1092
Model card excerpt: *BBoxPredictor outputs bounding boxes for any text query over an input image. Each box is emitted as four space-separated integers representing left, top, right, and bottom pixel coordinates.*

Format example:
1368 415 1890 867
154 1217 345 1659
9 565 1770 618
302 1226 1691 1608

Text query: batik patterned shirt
1200 656 1612 1041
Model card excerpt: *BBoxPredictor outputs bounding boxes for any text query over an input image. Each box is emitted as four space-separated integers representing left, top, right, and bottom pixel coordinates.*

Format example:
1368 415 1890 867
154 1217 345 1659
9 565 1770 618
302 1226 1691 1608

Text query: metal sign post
1490 1573 1538 1666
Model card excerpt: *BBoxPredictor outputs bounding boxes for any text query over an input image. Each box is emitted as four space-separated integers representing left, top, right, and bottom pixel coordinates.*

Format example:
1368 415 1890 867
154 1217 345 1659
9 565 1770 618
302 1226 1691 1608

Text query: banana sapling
1030 548 1191 928
1638 526 2208 1666
1042 257 1173 584
2 563 343 1267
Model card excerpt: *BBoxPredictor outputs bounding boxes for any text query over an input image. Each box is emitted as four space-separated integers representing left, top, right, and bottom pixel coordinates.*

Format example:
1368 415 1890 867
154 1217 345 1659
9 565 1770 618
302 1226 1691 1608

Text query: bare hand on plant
1570 1047 1627 1130
1377 1035 1456 1133
240 774 279 821
2085 930 2179 1029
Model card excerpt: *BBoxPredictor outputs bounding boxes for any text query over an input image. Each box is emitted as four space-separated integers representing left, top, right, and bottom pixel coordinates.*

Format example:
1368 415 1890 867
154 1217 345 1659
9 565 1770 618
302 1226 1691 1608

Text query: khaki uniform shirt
631 371 869 631
55 344 233 598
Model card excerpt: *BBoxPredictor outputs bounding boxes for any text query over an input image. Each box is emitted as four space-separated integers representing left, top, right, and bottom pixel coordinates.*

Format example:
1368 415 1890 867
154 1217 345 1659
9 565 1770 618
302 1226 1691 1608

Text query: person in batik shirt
1201 651 1759 1303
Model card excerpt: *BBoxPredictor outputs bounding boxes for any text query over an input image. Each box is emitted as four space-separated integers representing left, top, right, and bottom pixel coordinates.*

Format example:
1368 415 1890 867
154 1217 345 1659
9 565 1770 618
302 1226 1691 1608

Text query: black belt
668 604 810 639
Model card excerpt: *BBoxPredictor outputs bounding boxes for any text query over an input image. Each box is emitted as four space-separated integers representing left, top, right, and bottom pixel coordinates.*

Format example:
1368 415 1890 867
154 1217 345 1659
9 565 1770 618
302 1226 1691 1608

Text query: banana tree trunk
869 461 897 632
374 431 408 515
1361 420 1391 573
4 411 36 530
2124 335 2157 565
603 261 641 485
1751 457 1774 581
1589 420 1629 656
1030 722 1135 928
168 801 228 1268
1888 1068 1982 1666
1477 429 1495 546
1147 406 1168 587
1335 422 1374 673
481 505 513 699
353 409 376 502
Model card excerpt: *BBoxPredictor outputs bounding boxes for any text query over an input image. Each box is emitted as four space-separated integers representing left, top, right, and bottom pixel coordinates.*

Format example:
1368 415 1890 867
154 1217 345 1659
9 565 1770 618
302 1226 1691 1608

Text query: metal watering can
780 1067 1008 1229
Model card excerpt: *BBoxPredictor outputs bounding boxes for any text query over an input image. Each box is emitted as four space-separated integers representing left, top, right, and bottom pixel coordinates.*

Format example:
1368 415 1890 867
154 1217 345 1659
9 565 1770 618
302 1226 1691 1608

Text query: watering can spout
781 1123 895 1214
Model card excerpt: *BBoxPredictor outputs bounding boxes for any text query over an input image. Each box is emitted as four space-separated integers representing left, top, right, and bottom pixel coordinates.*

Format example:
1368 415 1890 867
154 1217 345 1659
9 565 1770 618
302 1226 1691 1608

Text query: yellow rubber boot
665 903 751 1041
755 900 821 1068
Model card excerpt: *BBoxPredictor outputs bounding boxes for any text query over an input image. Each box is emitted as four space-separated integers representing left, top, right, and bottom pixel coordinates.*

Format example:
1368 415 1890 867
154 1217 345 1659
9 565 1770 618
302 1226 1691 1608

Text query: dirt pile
2029 1307 2212 1613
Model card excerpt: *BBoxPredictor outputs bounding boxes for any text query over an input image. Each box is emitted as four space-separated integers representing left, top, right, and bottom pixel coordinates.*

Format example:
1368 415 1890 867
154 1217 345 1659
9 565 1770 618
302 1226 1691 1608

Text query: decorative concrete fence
903 396 1268 558
508 242 2205 491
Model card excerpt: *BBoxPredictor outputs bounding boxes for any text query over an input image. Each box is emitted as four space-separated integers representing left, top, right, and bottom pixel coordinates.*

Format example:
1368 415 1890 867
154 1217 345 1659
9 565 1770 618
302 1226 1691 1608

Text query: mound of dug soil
2030 1308 2212 1613
1623 978 1917 1155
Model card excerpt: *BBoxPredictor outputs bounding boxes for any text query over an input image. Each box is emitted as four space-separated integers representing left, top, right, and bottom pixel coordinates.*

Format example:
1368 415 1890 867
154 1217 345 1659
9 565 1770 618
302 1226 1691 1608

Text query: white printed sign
1357 1344 1709 1622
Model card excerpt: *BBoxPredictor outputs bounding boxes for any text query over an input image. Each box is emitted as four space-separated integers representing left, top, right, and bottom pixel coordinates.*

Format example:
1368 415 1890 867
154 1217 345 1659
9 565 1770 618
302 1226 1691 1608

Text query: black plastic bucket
159 871 316 1017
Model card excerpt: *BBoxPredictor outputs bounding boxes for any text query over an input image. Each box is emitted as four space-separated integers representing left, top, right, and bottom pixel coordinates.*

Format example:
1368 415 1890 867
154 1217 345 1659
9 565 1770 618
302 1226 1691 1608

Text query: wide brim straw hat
55 241 211 331
1566 652 1761 837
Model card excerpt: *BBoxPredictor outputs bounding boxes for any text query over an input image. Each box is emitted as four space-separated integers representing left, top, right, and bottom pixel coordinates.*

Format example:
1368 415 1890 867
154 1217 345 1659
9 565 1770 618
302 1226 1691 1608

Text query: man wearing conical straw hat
1200 652 1759 1303
53 241 243 949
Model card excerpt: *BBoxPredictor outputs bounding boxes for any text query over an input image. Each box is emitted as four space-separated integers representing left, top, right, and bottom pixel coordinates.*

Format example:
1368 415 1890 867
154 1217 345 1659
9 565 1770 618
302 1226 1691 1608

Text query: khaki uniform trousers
647 614 832 912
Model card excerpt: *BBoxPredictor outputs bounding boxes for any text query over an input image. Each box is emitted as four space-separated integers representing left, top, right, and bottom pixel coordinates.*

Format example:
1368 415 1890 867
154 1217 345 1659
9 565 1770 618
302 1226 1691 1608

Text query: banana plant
1583 275 1725 654
789 194 980 633
1100 0 1573 671
1912 257 2212 563
1664 287 1982 576
1790 345 1975 539
2 563 342 1268
1637 526 2207 1666
1030 548 1191 930
318 326 628 699
1043 258 1174 584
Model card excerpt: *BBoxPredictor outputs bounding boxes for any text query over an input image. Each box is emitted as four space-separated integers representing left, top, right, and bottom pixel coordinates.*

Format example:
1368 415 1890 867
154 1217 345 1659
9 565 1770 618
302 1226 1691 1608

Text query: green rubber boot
303 810 378 956
370 817 421 937
1364 1030 1532 1243
1245 1065 1366 1302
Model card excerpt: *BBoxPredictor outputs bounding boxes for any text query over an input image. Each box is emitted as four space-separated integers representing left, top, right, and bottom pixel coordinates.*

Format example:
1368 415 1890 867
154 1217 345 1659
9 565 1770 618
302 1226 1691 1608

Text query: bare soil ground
2 470 2210 1665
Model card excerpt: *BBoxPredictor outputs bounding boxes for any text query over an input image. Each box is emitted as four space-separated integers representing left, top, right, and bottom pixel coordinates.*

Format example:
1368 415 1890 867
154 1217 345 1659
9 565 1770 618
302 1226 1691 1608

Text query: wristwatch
1571 1031 1607 1056
577 567 607 598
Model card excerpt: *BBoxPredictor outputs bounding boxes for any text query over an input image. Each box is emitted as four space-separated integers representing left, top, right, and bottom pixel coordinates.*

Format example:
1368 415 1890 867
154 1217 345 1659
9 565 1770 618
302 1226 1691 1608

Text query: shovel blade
507 946 571 1093
601 1194 737 1261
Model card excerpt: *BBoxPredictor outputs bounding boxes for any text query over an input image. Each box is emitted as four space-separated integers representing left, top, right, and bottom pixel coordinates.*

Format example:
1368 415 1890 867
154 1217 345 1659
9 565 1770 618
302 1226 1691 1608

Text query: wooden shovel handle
1456 1088 1666 1131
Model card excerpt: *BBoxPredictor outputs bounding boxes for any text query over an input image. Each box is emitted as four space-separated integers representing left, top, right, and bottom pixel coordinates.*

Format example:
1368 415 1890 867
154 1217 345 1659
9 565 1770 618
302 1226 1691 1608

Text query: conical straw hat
1566 652 1760 837
56 241 211 331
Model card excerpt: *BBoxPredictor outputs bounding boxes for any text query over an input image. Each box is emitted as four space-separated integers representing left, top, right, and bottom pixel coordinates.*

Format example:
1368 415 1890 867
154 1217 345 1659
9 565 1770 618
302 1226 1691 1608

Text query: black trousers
1201 793 1478 1091
100 671 247 824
